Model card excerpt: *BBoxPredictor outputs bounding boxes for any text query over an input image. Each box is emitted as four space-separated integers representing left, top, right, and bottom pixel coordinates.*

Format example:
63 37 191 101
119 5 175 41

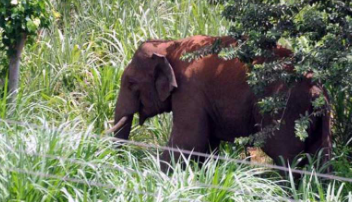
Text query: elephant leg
254 85 309 167
263 113 331 173
196 135 221 168
303 114 333 172
257 112 308 182
262 131 305 182
207 135 221 154
261 121 306 167
160 99 211 172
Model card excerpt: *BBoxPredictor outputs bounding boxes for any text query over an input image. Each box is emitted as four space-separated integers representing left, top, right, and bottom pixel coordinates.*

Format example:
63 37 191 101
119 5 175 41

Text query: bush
219 0 352 149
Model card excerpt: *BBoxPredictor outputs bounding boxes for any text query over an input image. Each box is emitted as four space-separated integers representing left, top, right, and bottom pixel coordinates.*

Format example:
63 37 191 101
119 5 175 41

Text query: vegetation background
0 0 351 201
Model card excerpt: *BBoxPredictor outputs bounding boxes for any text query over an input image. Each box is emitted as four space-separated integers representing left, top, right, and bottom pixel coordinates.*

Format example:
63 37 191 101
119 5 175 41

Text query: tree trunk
8 33 27 103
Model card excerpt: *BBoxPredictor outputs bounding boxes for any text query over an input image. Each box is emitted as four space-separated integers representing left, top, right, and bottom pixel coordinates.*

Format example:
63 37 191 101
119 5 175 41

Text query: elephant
108 35 332 171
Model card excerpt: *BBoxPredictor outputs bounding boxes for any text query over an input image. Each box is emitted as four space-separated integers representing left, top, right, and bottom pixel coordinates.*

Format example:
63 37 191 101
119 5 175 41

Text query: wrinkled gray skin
112 35 332 172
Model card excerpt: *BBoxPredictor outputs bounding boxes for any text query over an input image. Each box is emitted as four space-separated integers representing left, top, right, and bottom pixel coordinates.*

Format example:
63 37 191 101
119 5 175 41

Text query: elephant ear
152 53 178 101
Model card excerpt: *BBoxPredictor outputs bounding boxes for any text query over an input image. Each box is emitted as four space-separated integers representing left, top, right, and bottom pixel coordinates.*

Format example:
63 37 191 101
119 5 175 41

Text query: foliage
234 123 280 147
181 38 223 62
0 0 350 200
221 2 352 196
0 29 6 84
0 120 298 202
333 139 352 192
294 111 311 141
258 92 290 118
220 0 352 144
0 0 51 56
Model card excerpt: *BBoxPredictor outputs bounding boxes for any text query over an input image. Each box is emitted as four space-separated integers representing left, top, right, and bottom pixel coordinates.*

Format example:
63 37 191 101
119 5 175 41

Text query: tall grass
0 0 351 201
18 0 229 135
0 119 296 201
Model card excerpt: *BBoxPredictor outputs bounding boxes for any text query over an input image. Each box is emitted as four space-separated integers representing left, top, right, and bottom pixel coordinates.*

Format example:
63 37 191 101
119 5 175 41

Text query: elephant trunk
111 114 133 140
109 71 140 140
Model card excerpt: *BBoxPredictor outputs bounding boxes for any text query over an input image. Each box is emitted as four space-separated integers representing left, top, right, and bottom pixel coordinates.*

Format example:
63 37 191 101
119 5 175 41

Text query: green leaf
26 19 38 32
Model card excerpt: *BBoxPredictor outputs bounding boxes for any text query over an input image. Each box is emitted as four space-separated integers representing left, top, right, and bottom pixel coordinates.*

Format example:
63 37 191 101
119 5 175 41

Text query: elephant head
108 41 178 140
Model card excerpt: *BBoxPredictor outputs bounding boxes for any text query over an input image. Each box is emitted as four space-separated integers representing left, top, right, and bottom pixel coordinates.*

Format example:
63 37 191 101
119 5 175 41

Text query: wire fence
1 147 297 202
5 166 296 201
98 135 352 183
1 118 352 185
0 165 167 198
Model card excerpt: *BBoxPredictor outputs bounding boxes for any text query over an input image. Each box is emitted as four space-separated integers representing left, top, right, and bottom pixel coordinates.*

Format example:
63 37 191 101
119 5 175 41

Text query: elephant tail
321 87 333 163
305 89 332 165
321 107 332 162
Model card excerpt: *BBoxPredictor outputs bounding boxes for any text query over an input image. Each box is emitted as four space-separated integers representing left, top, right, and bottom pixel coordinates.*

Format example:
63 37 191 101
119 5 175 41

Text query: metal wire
2 146 297 201
195 183 297 202
0 164 298 201
1 118 352 184
97 135 352 183
0 165 156 197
